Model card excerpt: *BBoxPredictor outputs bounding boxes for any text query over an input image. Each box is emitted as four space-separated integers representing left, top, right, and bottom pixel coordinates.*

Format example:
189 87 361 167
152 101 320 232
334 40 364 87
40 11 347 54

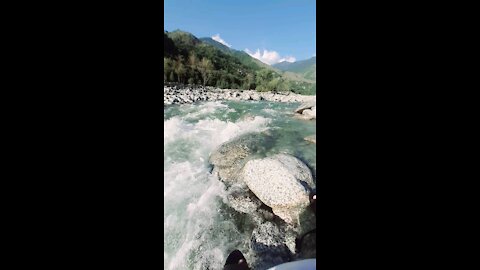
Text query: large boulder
302 109 316 119
294 102 316 114
240 154 315 224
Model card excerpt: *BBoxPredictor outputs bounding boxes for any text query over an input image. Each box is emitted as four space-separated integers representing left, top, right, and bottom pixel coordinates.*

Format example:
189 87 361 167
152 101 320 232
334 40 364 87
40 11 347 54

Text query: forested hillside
273 57 316 81
164 30 316 95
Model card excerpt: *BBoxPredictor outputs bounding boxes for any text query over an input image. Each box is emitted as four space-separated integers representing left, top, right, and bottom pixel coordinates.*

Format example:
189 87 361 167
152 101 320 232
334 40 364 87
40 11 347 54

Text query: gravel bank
164 85 315 105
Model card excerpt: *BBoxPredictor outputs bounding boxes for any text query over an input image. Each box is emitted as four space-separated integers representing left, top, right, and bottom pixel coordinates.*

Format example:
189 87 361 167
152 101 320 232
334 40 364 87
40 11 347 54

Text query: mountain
200 37 277 71
199 37 317 86
164 30 315 95
273 57 316 81
199 37 232 53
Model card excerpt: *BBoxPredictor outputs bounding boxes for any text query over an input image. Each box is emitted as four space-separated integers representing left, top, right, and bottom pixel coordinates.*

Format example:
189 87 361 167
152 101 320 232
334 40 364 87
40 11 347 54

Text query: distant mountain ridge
199 37 232 52
273 57 316 81
200 36 315 83
200 37 278 71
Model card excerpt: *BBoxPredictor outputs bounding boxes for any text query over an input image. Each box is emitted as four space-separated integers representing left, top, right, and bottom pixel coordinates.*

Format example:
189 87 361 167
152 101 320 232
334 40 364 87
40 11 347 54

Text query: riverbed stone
294 101 316 114
293 108 316 120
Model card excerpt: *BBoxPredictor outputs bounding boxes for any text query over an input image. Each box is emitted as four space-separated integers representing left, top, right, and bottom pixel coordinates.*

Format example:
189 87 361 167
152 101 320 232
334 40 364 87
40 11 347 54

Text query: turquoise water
164 101 316 270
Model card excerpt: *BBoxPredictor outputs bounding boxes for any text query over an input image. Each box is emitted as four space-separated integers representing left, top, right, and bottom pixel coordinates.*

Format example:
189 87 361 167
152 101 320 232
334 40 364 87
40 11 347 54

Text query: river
164 100 316 269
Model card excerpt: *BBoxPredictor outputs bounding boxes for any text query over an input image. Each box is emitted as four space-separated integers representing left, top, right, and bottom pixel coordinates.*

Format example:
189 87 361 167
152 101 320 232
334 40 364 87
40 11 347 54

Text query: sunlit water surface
164 101 316 270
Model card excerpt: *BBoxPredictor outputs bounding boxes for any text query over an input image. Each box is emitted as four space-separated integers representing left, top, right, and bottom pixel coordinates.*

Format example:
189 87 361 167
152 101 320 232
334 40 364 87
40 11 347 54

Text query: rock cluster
208 133 317 264
209 133 272 214
164 85 316 105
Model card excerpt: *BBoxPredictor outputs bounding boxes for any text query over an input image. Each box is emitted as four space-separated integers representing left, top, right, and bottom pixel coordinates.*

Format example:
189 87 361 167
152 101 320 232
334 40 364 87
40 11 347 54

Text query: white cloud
280 56 296 63
244 48 296 65
212 34 232 48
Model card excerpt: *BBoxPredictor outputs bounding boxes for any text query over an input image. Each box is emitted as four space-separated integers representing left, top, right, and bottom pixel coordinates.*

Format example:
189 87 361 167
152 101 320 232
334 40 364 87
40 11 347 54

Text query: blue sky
164 0 316 65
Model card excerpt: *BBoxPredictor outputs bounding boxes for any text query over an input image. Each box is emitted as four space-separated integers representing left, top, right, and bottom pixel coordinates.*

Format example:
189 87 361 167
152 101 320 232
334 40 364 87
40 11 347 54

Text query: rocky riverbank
164 85 316 105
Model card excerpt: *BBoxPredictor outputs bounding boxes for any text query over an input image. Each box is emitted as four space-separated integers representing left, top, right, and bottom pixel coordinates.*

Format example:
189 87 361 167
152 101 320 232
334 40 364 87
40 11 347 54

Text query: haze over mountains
164 29 316 95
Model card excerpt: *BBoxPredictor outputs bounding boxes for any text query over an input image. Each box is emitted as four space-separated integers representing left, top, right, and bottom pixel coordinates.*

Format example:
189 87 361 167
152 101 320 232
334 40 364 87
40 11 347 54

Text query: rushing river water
164 101 316 270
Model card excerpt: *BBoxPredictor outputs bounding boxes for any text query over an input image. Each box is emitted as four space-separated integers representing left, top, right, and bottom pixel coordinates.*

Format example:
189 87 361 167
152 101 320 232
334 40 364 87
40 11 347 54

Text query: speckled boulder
241 154 315 224
209 132 273 186
227 184 263 214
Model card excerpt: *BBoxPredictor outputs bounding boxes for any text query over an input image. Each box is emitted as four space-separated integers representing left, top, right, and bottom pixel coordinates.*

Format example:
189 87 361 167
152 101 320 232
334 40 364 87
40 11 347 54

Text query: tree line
164 54 311 92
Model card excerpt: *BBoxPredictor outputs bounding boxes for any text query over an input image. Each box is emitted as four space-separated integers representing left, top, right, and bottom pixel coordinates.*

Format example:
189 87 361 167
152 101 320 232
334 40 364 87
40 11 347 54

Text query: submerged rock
250 222 289 254
295 230 316 259
209 132 273 186
250 222 292 269
304 135 316 144
241 154 315 225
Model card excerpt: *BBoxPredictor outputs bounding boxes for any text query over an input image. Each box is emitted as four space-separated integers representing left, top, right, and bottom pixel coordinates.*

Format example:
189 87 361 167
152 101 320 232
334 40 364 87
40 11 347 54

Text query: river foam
164 102 271 270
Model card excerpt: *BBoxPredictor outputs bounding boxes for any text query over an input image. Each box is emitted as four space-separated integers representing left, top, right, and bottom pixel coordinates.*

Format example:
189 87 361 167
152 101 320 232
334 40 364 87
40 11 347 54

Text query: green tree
186 53 198 85
277 79 290 92
198 57 213 86
267 77 281 91
188 53 197 68
164 58 173 82
255 69 273 90
256 85 267 92
174 57 186 83
245 73 255 90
